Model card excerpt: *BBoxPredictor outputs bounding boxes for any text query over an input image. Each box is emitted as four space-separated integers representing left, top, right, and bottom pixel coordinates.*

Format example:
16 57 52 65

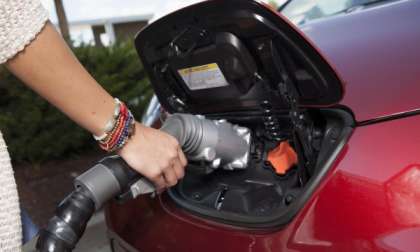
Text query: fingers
163 147 187 188
151 175 166 191
163 165 178 187
118 124 189 191
172 156 185 180
178 147 188 167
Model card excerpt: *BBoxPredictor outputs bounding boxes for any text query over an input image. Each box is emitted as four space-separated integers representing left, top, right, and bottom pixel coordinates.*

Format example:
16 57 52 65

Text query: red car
106 0 420 251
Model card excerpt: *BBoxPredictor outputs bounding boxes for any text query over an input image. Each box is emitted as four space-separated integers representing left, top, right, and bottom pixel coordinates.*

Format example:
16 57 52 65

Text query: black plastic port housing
168 109 354 229
170 32 258 97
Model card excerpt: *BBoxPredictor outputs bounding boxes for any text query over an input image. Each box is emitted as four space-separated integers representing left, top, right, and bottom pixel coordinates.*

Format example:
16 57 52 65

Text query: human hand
118 122 187 190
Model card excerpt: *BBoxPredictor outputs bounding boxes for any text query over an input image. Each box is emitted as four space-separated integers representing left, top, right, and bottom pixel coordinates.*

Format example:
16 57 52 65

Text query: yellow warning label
178 63 219 75
178 63 229 91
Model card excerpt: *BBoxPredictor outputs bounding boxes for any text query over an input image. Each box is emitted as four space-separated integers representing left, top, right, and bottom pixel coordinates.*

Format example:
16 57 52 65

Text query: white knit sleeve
0 0 49 64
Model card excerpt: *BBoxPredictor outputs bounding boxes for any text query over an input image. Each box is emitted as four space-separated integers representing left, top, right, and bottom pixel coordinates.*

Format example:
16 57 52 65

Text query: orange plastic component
267 141 298 175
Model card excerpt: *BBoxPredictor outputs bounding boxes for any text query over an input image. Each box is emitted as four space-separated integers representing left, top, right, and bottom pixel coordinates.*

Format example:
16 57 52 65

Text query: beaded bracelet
93 98 136 152
93 98 122 141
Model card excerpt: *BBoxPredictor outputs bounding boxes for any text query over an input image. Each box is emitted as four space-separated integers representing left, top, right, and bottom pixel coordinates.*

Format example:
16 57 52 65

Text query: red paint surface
106 1 420 250
106 115 420 251
302 0 420 122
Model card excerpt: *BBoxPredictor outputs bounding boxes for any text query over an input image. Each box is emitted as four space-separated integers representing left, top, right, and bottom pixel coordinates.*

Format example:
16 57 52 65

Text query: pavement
16 151 113 251
75 211 111 252
22 211 111 252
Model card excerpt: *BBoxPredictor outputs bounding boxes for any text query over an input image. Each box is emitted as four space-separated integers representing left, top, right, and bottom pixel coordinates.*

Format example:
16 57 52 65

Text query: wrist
89 97 117 137
93 98 136 152
117 122 142 156
93 98 122 141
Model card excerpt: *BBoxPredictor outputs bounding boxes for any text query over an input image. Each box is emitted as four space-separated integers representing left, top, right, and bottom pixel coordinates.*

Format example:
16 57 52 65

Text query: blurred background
40 0 287 46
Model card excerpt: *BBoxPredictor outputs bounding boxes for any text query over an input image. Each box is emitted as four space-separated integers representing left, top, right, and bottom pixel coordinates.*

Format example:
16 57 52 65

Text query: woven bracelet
94 99 136 152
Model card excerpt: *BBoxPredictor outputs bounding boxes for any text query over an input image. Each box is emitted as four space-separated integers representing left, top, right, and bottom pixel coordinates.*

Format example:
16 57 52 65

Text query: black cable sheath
36 156 140 252
36 188 95 251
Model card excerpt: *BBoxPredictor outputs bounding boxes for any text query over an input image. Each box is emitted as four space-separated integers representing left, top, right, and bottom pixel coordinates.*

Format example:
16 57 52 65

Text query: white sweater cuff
0 0 49 64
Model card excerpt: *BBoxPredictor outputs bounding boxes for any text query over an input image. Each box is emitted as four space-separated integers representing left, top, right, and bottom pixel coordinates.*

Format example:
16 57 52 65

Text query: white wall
69 25 95 46
150 0 289 23
150 0 205 23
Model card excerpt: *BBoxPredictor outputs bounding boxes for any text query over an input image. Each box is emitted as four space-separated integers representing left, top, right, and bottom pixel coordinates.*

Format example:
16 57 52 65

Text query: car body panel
106 114 420 252
300 0 420 122
106 0 420 250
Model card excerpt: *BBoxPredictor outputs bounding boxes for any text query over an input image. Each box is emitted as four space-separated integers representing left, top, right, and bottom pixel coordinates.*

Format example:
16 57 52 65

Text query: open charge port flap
168 109 353 228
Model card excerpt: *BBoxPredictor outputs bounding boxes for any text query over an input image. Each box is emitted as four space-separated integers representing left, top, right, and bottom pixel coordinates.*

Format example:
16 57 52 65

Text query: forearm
6 22 114 136
5 21 187 188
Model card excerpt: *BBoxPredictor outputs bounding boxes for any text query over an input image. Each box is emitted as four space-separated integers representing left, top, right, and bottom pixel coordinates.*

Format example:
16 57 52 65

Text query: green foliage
0 41 152 164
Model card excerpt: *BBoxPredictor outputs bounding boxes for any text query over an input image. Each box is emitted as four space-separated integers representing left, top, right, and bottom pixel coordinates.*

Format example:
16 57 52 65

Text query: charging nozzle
161 114 251 172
